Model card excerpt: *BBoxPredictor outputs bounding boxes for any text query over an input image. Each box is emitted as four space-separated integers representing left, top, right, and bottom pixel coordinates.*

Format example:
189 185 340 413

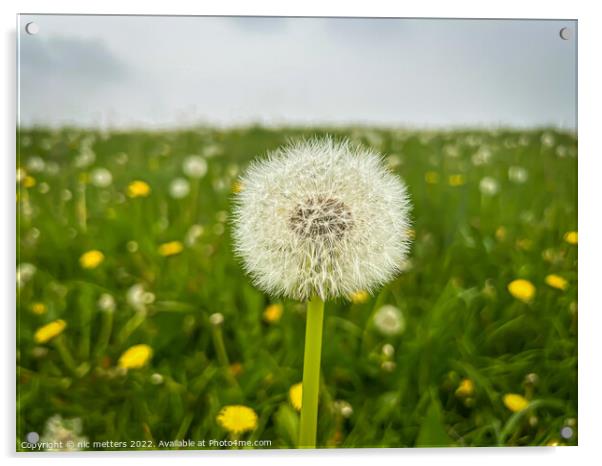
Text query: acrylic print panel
16 15 577 451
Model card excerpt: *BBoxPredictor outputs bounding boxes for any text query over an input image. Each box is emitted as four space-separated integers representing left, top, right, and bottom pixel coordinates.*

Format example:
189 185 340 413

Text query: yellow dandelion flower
232 180 244 193
424 171 440 184
448 174 465 187
503 393 529 413
118 344 153 370
289 382 303 411
516 238 533 251
31 302 47 315
22 176 36 188
79 250 104 269
216 405 258 435
350 290 369 304
563 231 578 245
127 180 151 198
507 279 536 304
545 274 568 291
495 226 507 242
455 378 474 398
547 439 560 446
34 319 66 344
263 303 283 323
158 241 184 257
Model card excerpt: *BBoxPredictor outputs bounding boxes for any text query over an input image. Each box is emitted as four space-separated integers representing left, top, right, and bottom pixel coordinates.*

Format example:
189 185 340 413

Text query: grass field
16 126 577 450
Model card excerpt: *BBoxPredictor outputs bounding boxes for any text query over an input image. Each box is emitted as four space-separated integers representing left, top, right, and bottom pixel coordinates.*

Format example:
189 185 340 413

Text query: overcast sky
17 15 577 130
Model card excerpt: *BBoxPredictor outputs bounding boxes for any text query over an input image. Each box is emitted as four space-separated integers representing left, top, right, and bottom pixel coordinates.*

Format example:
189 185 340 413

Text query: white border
3 1 600 465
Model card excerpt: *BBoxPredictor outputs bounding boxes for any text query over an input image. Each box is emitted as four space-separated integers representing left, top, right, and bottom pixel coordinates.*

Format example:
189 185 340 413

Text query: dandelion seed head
182 155 208 178
373 304 405 336
479 176 499 196
232 138 412 301
90 167 113 188
40 415 87 452
97 293 116 313
169 177 190 199
17 262 36 288
508 166 529 184
209 312 224 326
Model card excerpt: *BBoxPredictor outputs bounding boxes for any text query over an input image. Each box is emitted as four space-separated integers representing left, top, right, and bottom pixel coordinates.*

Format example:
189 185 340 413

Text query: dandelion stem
53 335 77 373
299 294 324 448
95 309 114 359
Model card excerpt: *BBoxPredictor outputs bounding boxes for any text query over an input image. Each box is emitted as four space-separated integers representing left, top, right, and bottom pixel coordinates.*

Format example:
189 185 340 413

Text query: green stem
53 335 77 373
95 309 114 360
298 295 325 448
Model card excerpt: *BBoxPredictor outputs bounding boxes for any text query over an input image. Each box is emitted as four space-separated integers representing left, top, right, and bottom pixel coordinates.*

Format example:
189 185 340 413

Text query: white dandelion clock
232 138 412 302
231 137 412 448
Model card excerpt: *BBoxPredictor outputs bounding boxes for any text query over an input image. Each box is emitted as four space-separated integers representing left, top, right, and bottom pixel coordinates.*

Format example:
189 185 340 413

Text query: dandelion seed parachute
232 138 412 301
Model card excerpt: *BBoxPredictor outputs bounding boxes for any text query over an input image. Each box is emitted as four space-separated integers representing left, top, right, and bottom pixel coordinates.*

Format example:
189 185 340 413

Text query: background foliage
17 126 577 449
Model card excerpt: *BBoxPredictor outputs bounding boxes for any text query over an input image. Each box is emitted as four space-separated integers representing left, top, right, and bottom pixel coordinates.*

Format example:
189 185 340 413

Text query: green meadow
17 126 577 449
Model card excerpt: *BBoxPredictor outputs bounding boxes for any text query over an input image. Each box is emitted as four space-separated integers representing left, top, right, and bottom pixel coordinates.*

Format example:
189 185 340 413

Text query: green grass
17 126 577 450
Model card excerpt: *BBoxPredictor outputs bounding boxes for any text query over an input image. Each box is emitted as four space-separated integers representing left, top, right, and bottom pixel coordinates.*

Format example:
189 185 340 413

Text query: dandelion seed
118 344 153 370
150 373 164 385
216 405 258 435
455 378 475 398
263 303 283 324
507 279 535 303
232 138 412 301
126 240 139 253
169 177 190 199
38 182 50 194
90 167 113 188
127 180 151 198
158 241 184 257
40 415 87 452
503 393 529 412
349 290 370 304
182 155 208 178
508 166 529 184
289 383 303 411
373 305 405 336
79 250 104 269
545 274 569 291
563 231 578 245
34 319 66 344
31 302 47 315
448 174 465 187
479 177 499 196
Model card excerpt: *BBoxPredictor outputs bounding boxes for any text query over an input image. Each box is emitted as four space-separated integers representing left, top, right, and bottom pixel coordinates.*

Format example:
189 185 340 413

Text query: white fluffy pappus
231 137 412 301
